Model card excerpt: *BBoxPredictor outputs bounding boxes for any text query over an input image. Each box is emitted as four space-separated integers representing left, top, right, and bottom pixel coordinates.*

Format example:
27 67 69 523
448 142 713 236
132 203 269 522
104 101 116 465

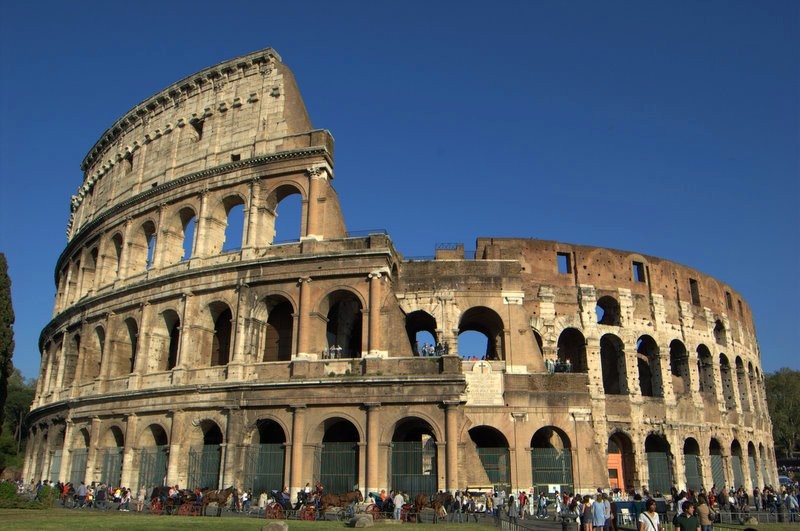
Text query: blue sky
1 0 797 379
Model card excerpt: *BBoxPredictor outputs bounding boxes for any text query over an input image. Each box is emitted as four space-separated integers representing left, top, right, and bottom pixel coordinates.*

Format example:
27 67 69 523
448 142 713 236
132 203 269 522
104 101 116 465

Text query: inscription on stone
465 362 504 406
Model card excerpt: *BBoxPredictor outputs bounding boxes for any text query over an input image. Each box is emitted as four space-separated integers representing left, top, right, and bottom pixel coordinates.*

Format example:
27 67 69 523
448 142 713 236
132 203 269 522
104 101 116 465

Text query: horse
415 492 453 514
320 490 363 511
201 486 238 516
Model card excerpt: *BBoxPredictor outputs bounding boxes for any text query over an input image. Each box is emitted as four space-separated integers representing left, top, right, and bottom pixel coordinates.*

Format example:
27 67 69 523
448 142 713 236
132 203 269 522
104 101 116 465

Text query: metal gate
138 446 168 489
732 456 744 489
747 455 757 489
683 454 702 491
188 445 221 489
391 441 438 497
531 448 574 493
243 444 285 495
319 442 358 494
710 454 725 488
49 450 62 484
100 447 123 487
477 447 511 486
70 449 88 485
646 452 672 494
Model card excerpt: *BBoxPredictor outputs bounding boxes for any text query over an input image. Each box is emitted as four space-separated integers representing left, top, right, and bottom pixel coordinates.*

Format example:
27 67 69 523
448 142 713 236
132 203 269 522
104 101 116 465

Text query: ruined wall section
68 49 317 240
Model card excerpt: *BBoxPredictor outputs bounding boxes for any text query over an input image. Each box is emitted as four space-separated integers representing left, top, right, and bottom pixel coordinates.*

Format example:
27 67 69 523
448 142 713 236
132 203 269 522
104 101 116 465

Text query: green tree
765 368 800 459
0 253 14 437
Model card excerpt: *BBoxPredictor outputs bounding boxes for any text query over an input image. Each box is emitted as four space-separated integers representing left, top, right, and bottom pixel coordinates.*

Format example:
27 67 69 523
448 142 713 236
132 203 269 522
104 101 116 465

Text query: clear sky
0 0 797 380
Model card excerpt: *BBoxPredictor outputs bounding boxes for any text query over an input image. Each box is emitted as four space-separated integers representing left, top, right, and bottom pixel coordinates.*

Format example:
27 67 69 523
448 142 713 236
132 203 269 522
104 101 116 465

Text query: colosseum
25 48 776 500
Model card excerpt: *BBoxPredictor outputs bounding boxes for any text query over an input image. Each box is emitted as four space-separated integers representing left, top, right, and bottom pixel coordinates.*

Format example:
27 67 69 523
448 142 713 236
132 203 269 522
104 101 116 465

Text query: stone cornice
59 144 332 275
80 48 280 173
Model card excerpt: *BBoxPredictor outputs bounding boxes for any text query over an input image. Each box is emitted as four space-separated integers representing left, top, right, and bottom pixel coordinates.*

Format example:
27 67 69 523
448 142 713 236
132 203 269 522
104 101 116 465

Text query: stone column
244 177 260 248
152 203 168 270
119 217 135 280
444 401 460 492
193 190 210 257
304 167 325 240
365 403 380 494
222 408 244 488
85 417 102 484
296 278 312 358
367 272 382 356
289 405 306 500
166 411 183 487
120 414 139 489
53 337 68 394
227 283 249 380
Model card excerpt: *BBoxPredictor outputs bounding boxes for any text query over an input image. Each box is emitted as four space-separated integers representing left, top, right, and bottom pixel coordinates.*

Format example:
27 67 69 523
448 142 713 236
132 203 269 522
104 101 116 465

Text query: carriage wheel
178 503 191 516
150 499 163 515
366 504 381 520
301 505 316 521
273 504 285 519
401 503 413 522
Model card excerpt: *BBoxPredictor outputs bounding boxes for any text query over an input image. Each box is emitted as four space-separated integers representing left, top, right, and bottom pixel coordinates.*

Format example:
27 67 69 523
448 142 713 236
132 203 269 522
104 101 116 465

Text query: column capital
363 402 382 410
298 277 312 285
289 404 307 412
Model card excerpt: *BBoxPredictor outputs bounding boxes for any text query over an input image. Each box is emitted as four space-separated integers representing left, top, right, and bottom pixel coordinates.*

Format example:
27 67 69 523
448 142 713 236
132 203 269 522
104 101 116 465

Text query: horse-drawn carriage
148 486 237 517
263 489 316 520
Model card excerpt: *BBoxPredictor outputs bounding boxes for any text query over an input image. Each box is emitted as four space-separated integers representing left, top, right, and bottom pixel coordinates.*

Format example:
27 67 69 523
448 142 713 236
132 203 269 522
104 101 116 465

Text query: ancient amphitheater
25 48 776 498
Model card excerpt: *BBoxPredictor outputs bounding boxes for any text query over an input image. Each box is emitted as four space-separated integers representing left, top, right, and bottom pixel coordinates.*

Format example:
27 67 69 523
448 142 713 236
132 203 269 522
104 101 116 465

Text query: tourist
637 499 663 531
696 493 715 531
673 500 700 531
393 490 405 520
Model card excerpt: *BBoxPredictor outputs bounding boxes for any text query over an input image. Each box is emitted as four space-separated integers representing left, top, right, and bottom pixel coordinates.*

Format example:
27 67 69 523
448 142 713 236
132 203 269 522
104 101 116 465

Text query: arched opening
83 247 98 294
108 233 124 282
735 357 750 412
324 291 363 358
263 297 293 362
244 420 287 496
713 320 727 346
669 340 691 396
63 334 80 388
160 310 181 371
405 310 438 356
719 354 736 410
67 260 80 303
319 419 360 494
531 427 573 493
596 296 621 326
683 438 702 491
636 335 662 397
188 420 223 489
601 334 627 395
607 432 635 492
69 429 90 485
180 209 196 261
99 426 125 487
222 200 245 253
709 438 725 488
273 190 302 243
644 434 673 495
748 363 759 414
110 318 138 378
747 442 758 489
557 328 587 373
209 303 232 366
731 439 744 489
138 424 169 489
458 306 505 360
468 426 510 489
697 345 715 397
48 427 66 484
391 418 437 497
81 326 104 383
141 221 157 271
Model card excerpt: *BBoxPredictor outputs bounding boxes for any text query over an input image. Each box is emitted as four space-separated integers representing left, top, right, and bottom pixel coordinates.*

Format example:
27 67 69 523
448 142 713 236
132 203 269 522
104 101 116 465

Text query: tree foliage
0 253 15 437
765 368 800 459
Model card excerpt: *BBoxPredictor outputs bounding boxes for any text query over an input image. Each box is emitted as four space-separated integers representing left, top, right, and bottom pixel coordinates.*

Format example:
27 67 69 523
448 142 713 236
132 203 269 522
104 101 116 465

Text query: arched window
596 296 621 326
601 334 627 395
323 291 363 358
264 184 304 244
263 298 293 362
713 320 727 346
163 310 181 371
81 326 104 383
696 345 715 397
405 310 438 356
735 357 750 412
209 303 232 366
636 335 662 397
669 340 691 396
720 354 736 409
63 334 80 388
181 209 196 261
458 306 505 360
557 328 587 373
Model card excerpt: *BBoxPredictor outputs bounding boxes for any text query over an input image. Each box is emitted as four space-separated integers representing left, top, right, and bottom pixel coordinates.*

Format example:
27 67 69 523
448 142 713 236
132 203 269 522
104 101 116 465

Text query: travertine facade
25 49 776 498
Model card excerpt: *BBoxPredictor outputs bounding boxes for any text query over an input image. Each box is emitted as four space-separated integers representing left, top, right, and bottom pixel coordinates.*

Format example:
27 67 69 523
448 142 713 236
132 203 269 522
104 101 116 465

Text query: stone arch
137 423 169 490
731 439 745 489
207 193 247 255
264 182 305 244
601 333 627 395
531 427 573 492
63 332 81 388
405 310 438 356
644 433 673 495
206 301 232 366
387 409 444 445
110 317 138 378
458 306 505 361
557 328 587 373
318 417 361 494
98 424 125 487
83 246 99 294
468 425 511 488
713 320 727 346
391 417 438 497
150 309 180 372
636 335 662 397
596 295 621 326
735 357 750 412
320 289 364 359
260 295 294 362
69 428 91 485
709 438 725 488
81 325 105 383
137 423 169 447
719 354 736 410
103 232 124 283
243 418 288 495
607 431 636 493
748 362 759 413
129 219 158 273
683 437 703 491
160 205 198 265
669 339 691 396
187 419 224 490
696 344 715 396
67 258 81 304
747 441 758 489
